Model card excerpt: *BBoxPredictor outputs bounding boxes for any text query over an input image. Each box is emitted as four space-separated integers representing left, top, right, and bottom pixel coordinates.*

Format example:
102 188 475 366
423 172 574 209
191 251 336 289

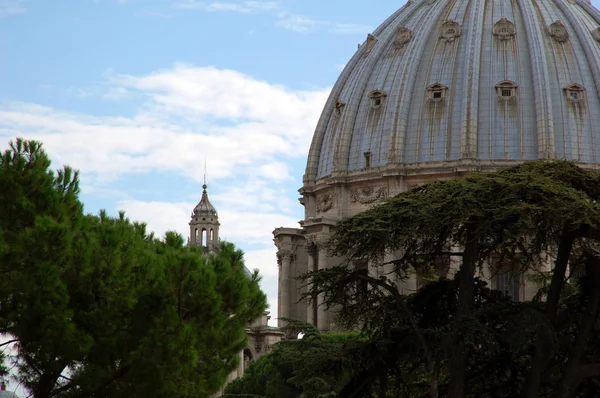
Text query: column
316 241 330 331
277 249 293 326
305 242 317 325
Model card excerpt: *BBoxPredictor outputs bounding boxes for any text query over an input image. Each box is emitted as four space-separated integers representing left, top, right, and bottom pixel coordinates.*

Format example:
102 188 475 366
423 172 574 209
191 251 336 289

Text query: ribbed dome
305 0 600 183
193 184 218 217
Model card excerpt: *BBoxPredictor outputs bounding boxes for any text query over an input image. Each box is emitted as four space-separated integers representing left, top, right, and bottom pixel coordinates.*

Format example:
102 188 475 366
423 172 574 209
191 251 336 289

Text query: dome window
549 21 569 43
564 84 585 103
439 20 461 43
495 80 518 101
493 18 516 41
368 90 386 109
592 27 600 42
427 83 448 102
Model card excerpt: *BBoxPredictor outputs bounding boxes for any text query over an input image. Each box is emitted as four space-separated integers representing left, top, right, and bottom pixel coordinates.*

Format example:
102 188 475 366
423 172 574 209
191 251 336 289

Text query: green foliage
223 331 363 398
0 138 267 398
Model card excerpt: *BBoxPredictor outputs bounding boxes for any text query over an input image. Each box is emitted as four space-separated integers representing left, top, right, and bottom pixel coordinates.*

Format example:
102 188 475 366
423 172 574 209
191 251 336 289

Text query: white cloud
0 64 329 183
174 0 279 13
275 12 372 35
275 12 325 33
330 23 373 35
0 0 25 18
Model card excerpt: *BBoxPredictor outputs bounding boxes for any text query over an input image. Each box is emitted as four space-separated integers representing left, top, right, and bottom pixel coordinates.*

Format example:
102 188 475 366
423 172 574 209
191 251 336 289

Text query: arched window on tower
202 229 207 247
210 229 214 241
195 228 199 244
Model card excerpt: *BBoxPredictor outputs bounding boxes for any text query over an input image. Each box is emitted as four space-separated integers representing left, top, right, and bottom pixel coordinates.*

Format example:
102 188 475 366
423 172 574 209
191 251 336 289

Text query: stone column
305 241 317 325
277 249 293 326
316 238 330 331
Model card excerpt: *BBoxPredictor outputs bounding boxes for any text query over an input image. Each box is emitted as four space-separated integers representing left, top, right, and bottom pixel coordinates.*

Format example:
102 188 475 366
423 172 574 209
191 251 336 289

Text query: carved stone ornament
364 34 377 53
393 26 412 50
592 27 600 42
439 20 461 43
277 249 294 263
549 20 569 43
350 186 388 204
316 192 336 212
493 18 516 41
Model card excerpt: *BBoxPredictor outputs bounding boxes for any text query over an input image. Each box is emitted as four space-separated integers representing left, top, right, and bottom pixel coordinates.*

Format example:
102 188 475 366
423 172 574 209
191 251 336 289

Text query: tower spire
203 157 207 191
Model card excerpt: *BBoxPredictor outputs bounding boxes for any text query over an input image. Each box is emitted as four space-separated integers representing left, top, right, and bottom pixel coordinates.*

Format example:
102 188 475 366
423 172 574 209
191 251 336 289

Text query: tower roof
193 184 218 217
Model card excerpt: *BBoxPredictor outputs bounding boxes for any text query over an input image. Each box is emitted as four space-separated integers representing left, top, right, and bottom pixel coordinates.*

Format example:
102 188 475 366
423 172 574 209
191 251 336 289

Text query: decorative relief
564 83 585 103
316 192 336 212
350 186 388 204
439 20 461 43
493 18 516 41
549 20 569 43
592 27 600 42
392 26 412 50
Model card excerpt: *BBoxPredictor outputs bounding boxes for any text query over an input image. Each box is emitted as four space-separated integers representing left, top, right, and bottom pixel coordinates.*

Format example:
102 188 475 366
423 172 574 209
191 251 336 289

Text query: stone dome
305 0 600 186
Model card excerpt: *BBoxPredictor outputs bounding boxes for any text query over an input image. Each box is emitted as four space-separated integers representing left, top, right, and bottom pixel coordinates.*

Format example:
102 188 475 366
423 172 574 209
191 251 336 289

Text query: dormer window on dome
564 84 585 103
495 80 518 101
592 27 600 42
427 83 448 102
493 18 516 41
368 90 387 109
393 26 412 50
440 20 461 43
549 20 569 42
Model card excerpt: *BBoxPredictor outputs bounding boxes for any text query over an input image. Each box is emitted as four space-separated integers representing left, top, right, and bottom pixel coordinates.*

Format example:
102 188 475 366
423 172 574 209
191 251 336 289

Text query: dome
193 184 218 217
305 0 600 184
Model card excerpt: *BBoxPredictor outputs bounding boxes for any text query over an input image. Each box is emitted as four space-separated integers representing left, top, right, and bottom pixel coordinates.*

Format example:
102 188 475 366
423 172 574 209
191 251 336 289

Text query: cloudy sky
0 0 408 335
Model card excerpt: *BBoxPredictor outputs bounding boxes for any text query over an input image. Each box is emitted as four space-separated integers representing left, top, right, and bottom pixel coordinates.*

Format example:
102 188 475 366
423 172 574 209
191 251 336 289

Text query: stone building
274 0 600 331
189 182 283 396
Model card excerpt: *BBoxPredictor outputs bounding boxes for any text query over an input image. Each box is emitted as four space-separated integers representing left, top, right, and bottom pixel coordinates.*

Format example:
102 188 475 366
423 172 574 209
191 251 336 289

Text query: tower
189 182 220 253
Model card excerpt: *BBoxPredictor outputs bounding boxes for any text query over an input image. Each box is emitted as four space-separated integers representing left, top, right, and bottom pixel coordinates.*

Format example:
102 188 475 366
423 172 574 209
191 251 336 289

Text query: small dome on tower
193 184 218 217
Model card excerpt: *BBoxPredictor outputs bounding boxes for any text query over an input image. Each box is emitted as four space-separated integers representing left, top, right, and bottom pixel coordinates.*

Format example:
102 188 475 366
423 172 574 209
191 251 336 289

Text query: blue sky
0 0 408 346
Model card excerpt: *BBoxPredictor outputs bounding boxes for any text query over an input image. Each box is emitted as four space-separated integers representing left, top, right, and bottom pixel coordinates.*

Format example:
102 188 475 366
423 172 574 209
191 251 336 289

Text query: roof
193 184 218 217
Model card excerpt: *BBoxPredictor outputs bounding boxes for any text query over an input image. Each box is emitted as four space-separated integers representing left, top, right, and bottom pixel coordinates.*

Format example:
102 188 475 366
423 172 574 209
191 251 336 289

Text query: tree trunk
447 226 478 398
556 255 600 398
523 227 576 398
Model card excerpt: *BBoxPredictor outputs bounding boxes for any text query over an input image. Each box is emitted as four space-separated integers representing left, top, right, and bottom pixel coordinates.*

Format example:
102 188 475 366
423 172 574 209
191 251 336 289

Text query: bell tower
189 177 220 253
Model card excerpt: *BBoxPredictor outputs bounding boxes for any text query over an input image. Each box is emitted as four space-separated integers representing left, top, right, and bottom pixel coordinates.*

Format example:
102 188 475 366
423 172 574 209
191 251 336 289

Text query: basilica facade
275 0 600 331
